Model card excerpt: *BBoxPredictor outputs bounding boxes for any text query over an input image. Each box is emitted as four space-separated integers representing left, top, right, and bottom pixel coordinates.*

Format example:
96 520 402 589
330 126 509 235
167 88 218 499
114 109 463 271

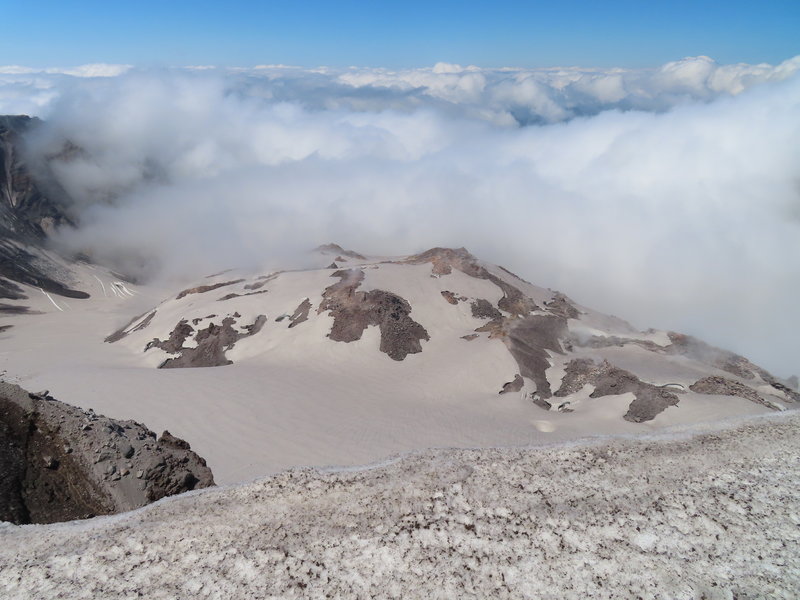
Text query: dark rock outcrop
0 241 89 300
471 298 502 320
504 315 568 399
0 116 88 300
543 294 580 319
440 290 460 305
405 247 539 316
288 298 312 328
148 314 267 368
175 279 245 300
499 374 524 395
689 376 775 408
531 395 552 411
242 272 280 292
665 332 758 378
662 333 795 396
0 116 71 239
218 290 268 301
147 319 195 354
555 359 681 422
405 248 577 398
567 330 798 406
569 333 663 353
319 269 429 361
0 381 214 525
407 248 586 398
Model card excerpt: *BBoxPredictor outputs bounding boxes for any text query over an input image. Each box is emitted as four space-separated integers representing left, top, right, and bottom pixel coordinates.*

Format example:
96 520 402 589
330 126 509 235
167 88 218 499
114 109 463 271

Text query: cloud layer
4 57 800 377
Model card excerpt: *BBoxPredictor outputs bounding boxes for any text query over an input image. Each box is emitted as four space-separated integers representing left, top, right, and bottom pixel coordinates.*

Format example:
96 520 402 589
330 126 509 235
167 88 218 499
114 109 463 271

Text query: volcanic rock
319 269 429 361
499 375 524 395
0 381 214 525
149 314 267 368
471 298 502 320
689 376 774 408
176 279 245 300
555 359 681 422
0 116 88 300
288 298 312 328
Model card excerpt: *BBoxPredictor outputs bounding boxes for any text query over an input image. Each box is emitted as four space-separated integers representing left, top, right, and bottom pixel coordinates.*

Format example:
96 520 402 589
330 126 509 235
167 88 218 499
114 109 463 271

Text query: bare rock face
689 376 774 408
768 380 800 402
471 298 502 320
504 315 568 399
148 319 194 354
175 279 245 300
569 333 663 353
543 294 580 319
142 431 213 502
406 247 581 399
219 289 268 301
406 247 539 316
440 290 460 305
0 381 214 525
243 273 280 291
405 247 478 276
319 269 429 361
288 298 312 328
568 328 775 385
499 375 524 395
556 359 681 423
531 395 552 411
0 116 89 301
0 116 71 240
0 242 90 301
146 314 267 368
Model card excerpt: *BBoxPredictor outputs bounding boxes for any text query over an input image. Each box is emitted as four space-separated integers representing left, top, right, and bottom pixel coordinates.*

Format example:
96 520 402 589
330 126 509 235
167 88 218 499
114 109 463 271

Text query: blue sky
1 0 798 68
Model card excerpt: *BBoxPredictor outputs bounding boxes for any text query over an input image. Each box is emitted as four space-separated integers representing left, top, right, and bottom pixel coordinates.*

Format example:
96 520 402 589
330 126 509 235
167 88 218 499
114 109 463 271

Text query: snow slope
0 246 795 484
1 411 798 599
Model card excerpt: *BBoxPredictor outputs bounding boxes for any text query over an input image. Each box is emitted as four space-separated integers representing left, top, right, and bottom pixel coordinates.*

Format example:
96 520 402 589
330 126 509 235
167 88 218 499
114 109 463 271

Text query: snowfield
2 251 790 486
2 412 798 599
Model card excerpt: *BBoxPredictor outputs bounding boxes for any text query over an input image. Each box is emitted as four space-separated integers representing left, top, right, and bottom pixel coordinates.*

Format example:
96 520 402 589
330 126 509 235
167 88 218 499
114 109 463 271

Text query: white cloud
3 56 799 378
0 63 132 77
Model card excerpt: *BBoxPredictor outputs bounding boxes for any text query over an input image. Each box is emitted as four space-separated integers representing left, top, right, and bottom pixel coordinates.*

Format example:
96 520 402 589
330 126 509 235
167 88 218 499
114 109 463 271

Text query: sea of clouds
1 56 799 376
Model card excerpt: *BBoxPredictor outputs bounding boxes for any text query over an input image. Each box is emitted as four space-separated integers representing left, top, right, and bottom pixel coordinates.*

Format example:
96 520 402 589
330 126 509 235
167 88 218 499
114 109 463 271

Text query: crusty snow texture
2 413 799 599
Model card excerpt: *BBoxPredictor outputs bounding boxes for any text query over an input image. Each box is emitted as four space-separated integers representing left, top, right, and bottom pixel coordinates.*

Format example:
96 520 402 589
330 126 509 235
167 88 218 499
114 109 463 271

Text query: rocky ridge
0 381 214 525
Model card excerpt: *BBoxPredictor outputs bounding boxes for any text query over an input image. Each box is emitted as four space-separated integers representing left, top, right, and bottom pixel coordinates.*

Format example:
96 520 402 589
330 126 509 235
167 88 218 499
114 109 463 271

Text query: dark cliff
0 115 87 300
0 381 215 525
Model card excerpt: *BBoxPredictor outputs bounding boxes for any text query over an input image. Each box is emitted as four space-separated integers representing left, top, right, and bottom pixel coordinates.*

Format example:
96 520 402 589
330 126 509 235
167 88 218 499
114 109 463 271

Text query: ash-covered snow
2 412 798 599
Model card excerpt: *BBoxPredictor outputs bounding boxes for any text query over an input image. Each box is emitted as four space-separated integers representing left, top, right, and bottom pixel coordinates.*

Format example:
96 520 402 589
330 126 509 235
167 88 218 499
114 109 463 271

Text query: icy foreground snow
2 413 798 599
